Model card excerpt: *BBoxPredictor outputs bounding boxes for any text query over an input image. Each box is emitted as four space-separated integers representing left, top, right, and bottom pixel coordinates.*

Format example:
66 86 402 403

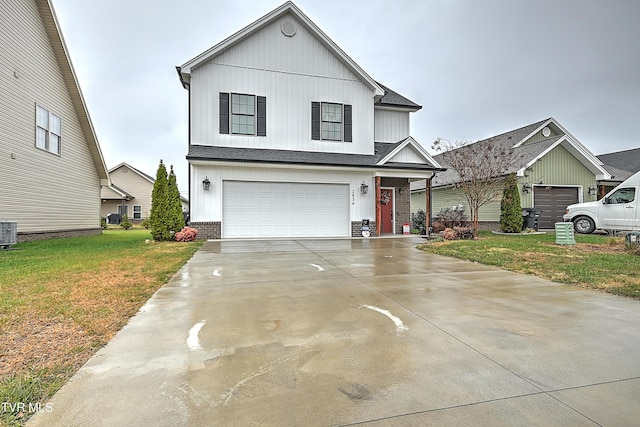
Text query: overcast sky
52 0 640 195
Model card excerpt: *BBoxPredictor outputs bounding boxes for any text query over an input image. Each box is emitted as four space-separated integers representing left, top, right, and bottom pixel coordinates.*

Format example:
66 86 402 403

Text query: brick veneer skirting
17 228 102 243
190 221 221 240
351 221 377 237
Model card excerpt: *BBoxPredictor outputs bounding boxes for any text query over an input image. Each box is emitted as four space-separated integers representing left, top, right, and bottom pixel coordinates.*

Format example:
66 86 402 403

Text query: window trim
35 104 61 155
219 92 266 137
133 205 142 220
311 101 352 142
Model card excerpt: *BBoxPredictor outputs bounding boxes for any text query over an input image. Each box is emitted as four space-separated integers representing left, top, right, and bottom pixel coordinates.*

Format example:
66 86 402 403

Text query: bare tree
432 137 521 236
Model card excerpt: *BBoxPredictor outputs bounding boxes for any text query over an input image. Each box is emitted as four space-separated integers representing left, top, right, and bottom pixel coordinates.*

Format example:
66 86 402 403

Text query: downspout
375 176 381 237
425 177 432 232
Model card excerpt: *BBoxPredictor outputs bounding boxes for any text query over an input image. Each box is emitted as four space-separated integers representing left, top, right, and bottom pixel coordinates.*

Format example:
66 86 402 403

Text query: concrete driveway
29 237 640 426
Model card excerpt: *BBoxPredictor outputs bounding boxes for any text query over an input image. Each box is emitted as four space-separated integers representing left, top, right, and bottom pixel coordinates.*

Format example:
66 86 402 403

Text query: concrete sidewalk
29 237 640 426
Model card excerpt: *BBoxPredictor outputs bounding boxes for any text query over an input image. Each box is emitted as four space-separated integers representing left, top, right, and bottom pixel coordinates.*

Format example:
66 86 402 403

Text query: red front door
380 188 394 234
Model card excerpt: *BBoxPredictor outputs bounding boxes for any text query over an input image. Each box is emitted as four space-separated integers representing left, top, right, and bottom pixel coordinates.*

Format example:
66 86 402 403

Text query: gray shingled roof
411 119 556 191
375 82 422 110
597 148 640 181
187 141 439 171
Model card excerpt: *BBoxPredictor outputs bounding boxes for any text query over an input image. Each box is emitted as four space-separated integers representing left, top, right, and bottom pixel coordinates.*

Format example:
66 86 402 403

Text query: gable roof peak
177 1 384 97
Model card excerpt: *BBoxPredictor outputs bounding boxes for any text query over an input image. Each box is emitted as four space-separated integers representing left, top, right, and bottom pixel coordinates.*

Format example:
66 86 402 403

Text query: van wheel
573 216 595 234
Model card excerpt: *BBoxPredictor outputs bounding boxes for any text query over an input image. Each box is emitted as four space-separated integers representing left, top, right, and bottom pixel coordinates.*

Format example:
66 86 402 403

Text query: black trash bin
522 208 542 231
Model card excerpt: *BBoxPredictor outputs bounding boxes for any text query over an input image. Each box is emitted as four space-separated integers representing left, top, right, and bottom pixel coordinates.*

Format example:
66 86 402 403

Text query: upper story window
311 102 352 142
219 93 266 137
36 105 61 154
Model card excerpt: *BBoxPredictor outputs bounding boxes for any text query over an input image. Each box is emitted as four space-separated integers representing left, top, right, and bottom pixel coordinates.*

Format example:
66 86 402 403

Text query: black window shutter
257 96 266 137
311 102 320 140
219 93 229 134
343 104 352 142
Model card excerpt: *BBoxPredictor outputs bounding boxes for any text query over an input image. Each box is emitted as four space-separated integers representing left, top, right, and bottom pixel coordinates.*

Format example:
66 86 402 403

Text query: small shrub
100 217 108 230
412 209 426 234
441 226 475 240
434 207 469 229
140 218 150 229
119 215 132 230
175 226 198 242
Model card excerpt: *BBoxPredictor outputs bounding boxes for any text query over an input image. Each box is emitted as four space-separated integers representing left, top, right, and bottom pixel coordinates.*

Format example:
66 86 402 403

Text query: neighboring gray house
0 0 109 242
411 118 611 230
101 163 188 223
596 148 640 196
177 1 442 239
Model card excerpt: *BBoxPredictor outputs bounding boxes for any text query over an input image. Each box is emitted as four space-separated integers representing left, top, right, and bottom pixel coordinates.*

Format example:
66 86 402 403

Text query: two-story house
0 0 109 242
176 1 442 239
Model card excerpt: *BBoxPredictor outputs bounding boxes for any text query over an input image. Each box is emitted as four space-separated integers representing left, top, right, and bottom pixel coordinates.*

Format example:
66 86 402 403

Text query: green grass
0 230 203 426
418 231 640 298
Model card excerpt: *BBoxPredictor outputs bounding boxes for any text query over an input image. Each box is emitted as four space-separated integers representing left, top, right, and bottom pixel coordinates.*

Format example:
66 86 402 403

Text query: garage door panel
534 186 579 229
223 181 350 238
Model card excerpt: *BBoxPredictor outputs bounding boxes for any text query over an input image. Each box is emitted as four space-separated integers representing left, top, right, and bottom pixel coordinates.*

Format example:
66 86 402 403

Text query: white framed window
36 105 61 154
133 205 142 220
231 93 255 135
321 102 342 141
220 93 266 136
311 102 352 142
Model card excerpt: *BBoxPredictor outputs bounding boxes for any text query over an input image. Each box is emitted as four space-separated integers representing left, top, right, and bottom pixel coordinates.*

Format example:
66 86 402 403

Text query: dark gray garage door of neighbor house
534 186 579 229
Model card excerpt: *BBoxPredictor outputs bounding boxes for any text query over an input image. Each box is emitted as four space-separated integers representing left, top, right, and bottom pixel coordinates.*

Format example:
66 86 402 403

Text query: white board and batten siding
189 12 376 155
0 0 102 233
374 109 410 143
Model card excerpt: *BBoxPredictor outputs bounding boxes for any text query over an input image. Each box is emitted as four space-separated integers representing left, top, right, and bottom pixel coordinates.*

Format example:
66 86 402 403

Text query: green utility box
555 222 576 245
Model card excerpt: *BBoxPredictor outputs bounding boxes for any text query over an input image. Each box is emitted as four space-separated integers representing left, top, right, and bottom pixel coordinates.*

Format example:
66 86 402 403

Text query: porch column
375 176 381 237
425 177 431 231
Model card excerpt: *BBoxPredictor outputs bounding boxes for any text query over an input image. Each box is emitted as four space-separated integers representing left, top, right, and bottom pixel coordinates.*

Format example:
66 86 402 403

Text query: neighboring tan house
411 118 611 230
176 1 442 239
0 0 109 242
101 162 188 223
596 148 640 196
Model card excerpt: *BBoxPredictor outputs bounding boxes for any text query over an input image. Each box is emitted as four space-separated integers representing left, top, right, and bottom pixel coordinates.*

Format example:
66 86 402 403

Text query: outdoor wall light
360 181 369 195
202 176 211 191
589 185 597 196
522 182 532 194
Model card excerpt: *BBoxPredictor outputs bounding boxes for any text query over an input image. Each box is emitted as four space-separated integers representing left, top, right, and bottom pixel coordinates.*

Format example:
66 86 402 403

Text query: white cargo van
563 171 640 234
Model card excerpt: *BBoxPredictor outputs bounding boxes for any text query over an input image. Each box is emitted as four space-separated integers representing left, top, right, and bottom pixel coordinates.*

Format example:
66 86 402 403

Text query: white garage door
223 181 350 238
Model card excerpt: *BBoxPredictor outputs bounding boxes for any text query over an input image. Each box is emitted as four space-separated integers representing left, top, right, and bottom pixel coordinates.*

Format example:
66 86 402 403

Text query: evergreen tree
500 173 523 233
149 160 171 241
167 165 185 234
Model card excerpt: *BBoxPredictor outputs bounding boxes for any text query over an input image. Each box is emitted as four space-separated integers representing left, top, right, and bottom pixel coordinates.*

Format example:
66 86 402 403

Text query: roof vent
281 21 296 37
0 221 17 249
542 126 551 137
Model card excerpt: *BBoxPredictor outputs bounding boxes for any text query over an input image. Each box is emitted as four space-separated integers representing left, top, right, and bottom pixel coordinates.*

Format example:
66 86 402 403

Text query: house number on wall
352 189 355 205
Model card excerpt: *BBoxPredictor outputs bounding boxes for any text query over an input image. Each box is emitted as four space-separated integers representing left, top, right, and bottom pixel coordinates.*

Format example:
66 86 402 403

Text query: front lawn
418 232 640 298
0 230 202 426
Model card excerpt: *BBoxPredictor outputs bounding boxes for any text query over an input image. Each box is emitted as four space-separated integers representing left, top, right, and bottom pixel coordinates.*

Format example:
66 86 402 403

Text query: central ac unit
0 221 17 249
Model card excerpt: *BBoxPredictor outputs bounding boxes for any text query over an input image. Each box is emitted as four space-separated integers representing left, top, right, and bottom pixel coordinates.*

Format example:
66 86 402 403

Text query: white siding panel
387 145 425 164
0 0 101 233
374 109 410 143
189 13 376 155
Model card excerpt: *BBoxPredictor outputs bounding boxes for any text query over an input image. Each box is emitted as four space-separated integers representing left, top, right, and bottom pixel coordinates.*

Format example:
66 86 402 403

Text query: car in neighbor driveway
564 171 640 233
